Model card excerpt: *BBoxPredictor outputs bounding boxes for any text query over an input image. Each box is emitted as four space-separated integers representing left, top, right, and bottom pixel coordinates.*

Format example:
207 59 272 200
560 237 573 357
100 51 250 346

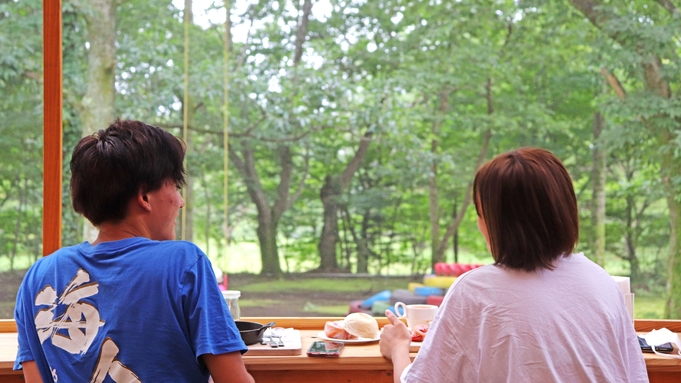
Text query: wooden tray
245 329 302 356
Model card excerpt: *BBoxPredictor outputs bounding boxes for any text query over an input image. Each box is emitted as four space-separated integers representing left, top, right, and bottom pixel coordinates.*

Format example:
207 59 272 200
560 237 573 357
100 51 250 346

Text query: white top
402 253 649 383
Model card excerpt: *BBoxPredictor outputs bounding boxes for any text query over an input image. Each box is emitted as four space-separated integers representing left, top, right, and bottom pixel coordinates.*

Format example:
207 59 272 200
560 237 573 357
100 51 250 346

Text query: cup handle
394 302 406 318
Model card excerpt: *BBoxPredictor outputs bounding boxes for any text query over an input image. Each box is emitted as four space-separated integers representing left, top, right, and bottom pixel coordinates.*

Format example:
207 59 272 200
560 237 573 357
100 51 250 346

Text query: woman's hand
380 310 412 360
380 310 413 383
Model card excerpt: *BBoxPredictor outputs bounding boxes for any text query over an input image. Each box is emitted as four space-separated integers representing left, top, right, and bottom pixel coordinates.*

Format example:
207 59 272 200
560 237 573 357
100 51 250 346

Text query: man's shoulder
97 238 206 257
146 240 206 256
132 240 208 271
30 243 83 267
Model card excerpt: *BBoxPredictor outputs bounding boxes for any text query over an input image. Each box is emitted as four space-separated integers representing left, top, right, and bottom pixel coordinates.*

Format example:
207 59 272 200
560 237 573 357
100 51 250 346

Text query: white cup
394 302 438 329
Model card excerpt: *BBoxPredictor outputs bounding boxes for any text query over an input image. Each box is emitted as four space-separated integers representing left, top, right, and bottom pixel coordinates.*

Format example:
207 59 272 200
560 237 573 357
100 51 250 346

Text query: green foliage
0 0 678 315
0 0 44 267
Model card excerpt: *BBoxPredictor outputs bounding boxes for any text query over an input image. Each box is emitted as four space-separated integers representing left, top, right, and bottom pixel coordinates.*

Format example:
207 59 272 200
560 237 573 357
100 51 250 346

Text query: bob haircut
473 148 578 272
70 119 186 226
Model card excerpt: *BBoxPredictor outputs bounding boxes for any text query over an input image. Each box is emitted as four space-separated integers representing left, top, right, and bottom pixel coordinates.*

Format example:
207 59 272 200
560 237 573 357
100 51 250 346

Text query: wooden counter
2 318 681 382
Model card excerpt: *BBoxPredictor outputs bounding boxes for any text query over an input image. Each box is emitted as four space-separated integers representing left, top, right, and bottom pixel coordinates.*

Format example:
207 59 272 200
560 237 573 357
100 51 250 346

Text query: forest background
2 0 681 318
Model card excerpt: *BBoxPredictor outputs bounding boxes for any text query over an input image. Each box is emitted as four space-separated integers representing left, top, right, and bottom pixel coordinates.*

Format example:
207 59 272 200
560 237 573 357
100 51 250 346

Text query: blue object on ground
414 286 444 297
360 289 392 310
385 305 397 314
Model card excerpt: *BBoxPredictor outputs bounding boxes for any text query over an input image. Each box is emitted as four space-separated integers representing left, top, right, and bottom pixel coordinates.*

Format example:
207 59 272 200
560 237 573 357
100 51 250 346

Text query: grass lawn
233 275 669 319
635 293 666 319
0 251 672 319
239 277 416 294
233 275 418 317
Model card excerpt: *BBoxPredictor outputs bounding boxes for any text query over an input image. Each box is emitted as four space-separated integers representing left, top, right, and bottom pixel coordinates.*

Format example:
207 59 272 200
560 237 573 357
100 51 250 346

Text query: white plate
316 331 380 344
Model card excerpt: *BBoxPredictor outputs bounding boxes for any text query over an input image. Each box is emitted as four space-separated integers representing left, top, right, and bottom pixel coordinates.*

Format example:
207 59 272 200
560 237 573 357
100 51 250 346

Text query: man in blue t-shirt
14 119 254 383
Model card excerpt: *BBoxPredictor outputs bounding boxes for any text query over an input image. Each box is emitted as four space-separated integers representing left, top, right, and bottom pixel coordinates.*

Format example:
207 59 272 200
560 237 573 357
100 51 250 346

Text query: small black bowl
235 321 275 345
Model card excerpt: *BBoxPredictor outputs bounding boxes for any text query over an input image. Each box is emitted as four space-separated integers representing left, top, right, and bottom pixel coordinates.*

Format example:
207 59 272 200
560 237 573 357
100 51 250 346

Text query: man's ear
135 190 152 212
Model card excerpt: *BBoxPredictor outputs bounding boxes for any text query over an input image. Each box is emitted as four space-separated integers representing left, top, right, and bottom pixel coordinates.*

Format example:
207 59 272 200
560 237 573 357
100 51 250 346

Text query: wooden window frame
43 0 62 255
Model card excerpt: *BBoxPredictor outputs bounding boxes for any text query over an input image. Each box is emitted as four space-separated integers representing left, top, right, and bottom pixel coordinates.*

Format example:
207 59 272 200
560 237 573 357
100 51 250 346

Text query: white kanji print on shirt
32 268 141 383
89 338 141 383
34 268 103 354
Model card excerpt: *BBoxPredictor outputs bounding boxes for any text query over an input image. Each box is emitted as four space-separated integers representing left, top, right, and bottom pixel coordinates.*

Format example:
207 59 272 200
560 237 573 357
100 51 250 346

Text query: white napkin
643 328 681 359
263 327 296 341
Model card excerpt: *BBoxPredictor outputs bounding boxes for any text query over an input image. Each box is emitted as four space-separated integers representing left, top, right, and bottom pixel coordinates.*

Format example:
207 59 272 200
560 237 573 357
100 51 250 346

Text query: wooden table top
2 318 681 374
244 330 394 371
3 329 681 373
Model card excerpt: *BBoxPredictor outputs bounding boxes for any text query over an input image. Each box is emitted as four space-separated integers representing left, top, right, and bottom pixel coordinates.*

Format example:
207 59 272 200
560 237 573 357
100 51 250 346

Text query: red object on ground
434 263 485 276
434 262 447 276
426 295 444 306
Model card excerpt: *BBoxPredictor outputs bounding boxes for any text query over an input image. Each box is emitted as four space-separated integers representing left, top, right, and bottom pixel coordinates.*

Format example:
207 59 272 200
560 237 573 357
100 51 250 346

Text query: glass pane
2 0 675 321
0 0 44 319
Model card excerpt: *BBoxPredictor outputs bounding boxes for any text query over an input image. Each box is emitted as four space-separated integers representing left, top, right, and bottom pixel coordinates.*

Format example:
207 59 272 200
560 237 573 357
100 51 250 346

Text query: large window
1 0 678 319
0 0 43 319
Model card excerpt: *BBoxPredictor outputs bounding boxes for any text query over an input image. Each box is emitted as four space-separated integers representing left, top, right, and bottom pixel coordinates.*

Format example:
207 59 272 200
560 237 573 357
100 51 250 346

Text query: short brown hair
473 148 578 272
70 119 186 225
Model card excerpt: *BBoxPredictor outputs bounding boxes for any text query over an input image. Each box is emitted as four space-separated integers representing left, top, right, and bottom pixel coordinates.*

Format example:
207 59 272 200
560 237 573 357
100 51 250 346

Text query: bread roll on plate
344 313 379 339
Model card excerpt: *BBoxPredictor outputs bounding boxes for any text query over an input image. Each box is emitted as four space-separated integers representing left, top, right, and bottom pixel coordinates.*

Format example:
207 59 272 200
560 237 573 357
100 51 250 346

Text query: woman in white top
380 147 648 382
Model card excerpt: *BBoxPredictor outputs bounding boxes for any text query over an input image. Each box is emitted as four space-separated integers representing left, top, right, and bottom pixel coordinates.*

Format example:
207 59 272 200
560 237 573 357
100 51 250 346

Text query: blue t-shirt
14 237 246 382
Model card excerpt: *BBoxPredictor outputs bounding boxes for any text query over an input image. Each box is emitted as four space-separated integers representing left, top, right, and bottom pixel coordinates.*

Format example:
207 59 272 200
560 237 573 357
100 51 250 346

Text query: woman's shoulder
445 264 506 295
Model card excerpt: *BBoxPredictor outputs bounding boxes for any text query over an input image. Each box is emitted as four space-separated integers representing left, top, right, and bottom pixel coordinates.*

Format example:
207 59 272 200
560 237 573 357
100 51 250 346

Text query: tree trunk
568 0 681 317
340 206 353 269
293 0 312 65
229 143 307 275
428 136 440 267
78 0 116 242
10 180 25 271
223 0 231 243
224 0 314 275
181 0 195 242
433 79 494 261
318 176 340 270
201 166 211 256
356 211 372 273
317 132 372 272
591 110 606 266
661 143 681 318
428 92 448 267
341 205 373 274
183 138 195 241
79 0 116 133
624 195 641 282
256 213 281 275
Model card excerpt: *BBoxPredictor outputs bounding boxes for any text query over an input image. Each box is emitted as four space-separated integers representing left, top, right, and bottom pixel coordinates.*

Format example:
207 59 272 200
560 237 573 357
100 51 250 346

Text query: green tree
568 0 681 317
